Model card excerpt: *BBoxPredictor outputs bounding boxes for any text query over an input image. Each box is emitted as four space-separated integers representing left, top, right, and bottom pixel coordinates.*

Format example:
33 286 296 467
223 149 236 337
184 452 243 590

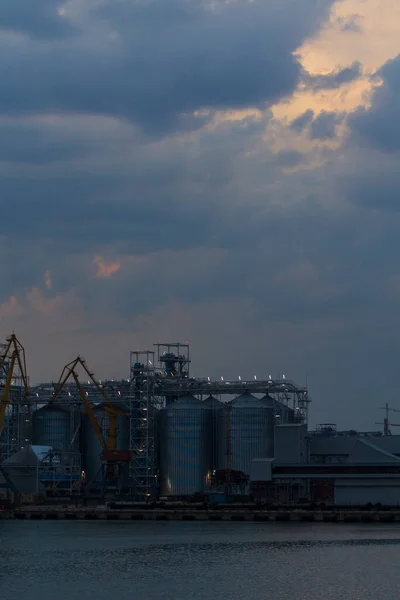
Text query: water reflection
0 522 399 600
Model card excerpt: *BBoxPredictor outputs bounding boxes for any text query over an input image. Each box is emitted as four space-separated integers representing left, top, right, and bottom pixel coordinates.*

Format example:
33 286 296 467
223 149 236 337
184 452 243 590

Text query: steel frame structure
126 342 310 498
0 343 30 459
30 384 84 493
129 351 163 497
4 339 310 498
156 378 310 422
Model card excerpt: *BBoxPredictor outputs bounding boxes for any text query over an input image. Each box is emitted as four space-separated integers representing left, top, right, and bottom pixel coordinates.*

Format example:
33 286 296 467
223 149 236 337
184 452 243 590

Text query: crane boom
50 356 125 452
0 334 29 394
70 371 107 449
50 356 130 497
0 352 17 435
0 334 30 439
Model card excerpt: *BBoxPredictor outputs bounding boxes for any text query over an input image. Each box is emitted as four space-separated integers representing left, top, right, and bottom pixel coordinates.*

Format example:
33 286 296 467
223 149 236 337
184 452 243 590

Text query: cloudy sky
1 0 400 429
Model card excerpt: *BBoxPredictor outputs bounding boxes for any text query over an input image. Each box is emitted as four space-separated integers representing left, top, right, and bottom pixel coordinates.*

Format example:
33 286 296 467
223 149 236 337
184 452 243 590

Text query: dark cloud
310 111 344 140
340 56 400 211
0 0 75 39
290 109 344 140
335 14 364 33
0 0 397 432
0 112 271 253
290 109 314 132
338 153 400 211
0 119 88 164
273 151 305 168
349 55 400 152
0 0 334 132
303 61 363 91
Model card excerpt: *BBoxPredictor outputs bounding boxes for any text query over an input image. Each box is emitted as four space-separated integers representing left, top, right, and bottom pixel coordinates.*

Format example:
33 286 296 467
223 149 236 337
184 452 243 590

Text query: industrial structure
2 333 400 508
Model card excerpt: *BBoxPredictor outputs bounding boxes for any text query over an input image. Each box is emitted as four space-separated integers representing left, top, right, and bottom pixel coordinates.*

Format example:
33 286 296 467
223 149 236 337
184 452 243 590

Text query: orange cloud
272 0 400 125
93 256 121 279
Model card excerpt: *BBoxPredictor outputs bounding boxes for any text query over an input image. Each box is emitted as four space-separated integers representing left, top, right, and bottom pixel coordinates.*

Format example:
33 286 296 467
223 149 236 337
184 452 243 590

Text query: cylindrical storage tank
217 393 275 476
32 405 71 452
82 403 129 489
159 395 208 497
261 394 295 424
202 395 223 476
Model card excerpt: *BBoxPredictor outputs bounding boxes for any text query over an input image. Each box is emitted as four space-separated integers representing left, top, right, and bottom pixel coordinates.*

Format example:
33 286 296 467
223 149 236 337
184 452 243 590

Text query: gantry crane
0 334 29 441
50 356 131 496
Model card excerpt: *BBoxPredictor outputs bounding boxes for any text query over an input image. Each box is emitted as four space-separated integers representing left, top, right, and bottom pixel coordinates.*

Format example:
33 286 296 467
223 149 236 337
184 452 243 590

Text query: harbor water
0 521 399 600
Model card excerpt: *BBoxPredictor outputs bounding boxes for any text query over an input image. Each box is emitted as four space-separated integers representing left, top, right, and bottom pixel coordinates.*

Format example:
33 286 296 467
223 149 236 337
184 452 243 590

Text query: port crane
50 356 131 495
0 334 29 505
0 334 29 440
376 403 400 436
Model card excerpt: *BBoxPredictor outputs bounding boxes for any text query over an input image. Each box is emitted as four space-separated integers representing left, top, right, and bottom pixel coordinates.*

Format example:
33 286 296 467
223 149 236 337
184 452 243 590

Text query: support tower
129 351 158 497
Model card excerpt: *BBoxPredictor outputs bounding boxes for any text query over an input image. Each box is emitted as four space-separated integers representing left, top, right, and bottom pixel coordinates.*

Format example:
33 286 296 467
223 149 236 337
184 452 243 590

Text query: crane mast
0 334 30 445
51 356 130 496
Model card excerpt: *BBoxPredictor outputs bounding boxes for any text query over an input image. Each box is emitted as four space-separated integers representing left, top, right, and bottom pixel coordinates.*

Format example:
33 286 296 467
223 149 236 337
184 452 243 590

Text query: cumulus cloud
310 110 344 140
2 0 400 430
0 0 334 132
302 61 363 91
349 54 400 152
0 117 89 164
0 0 76 39
290 109 315 132
290 109 344 140
340 53 400 213
335 14 364 34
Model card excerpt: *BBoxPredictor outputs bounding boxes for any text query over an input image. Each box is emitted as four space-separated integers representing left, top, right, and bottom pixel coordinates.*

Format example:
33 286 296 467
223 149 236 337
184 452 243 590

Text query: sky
1 0 400 430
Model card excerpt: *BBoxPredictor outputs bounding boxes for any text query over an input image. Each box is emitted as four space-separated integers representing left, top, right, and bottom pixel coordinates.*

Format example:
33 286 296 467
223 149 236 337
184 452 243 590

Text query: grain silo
261 394 295 425
202 395 222 476
217 393 275 476
159 395 209 496
32 405 72 452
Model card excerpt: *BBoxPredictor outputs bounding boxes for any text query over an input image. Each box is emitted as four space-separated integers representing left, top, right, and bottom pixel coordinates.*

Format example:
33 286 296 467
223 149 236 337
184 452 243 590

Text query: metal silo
82 403 129 489
32 405 71 451
217 393 275 476
261 394 295 425
159 395 209 497
203 395 222 476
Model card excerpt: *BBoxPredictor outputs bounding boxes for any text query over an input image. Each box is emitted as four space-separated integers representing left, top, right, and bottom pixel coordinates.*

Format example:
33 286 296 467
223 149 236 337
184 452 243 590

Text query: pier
3 507 400 522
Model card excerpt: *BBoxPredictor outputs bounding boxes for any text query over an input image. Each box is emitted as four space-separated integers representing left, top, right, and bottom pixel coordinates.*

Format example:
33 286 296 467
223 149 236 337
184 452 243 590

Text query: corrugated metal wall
217 393 275 476
159 395 209 496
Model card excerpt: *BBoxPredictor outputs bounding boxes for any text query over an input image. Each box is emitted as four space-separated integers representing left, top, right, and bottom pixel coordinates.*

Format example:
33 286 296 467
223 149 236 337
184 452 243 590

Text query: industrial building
2 334 400 508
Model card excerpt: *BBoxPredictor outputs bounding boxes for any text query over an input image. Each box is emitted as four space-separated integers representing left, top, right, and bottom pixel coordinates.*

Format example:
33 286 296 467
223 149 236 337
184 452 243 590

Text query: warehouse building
250 427 400 506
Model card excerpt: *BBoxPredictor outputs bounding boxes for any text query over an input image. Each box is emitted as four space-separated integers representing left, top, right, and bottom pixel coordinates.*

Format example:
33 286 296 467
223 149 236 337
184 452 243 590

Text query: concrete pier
2 507 400 522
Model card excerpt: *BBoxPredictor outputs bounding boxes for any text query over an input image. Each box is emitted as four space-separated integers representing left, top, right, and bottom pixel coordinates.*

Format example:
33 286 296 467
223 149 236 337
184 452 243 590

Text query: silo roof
261 395 293 410
202 395 223 408
167 394 202 409
37 404 69 412
231 393 265 408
